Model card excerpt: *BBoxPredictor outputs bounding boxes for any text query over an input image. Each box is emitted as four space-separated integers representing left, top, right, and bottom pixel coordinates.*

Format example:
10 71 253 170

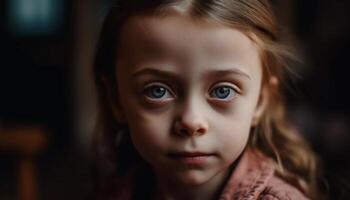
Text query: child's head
93 0 319 198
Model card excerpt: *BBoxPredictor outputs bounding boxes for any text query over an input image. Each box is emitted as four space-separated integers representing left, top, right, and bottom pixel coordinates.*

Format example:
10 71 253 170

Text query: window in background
6 0 63 36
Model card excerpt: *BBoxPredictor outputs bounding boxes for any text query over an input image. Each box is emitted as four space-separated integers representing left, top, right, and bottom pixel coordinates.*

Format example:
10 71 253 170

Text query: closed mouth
167 151 215 165
168 152 214 158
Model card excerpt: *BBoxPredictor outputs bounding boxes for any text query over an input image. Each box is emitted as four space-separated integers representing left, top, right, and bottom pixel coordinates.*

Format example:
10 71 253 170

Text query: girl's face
115 12 265 186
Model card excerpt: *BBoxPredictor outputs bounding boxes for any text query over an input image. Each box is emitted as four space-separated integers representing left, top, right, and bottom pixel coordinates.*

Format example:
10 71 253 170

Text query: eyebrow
203 68 251 80
130 67 251 80
131 67 180 81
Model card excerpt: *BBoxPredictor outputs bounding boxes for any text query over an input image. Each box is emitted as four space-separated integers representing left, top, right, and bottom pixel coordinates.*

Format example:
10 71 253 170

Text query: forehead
117 12 261 78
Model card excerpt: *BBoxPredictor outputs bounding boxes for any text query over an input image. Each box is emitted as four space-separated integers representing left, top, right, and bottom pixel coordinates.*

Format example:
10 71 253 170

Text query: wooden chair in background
0 126 46 200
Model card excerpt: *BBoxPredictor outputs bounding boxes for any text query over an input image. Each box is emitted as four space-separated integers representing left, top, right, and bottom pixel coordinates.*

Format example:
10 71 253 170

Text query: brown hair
92 0 324 199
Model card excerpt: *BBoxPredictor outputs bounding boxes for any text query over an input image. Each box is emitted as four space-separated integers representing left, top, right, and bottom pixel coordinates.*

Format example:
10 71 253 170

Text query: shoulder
220 149 310 200
258 176 310 200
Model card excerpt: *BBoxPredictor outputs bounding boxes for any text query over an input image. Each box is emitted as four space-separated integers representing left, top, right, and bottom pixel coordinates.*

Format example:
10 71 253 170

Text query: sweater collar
219 149 275 200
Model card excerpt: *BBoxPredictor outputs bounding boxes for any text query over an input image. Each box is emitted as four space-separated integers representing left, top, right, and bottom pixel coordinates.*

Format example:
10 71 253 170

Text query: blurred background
0 0 349 199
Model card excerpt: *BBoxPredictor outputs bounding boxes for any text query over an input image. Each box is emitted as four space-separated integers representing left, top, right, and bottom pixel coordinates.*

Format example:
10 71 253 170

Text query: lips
168 151 214 165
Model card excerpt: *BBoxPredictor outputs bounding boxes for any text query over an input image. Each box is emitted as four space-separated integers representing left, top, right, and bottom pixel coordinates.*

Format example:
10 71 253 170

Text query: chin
174 169 213 186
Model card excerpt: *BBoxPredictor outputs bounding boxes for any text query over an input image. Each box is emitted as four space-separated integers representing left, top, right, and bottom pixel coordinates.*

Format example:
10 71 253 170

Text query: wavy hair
92 0 324 199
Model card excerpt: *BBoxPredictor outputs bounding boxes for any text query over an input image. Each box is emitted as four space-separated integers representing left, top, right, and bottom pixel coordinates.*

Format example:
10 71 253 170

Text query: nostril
180 129 188 135
173 119 208 136
175 128 189 137
197 127 206 134
175 127 206 137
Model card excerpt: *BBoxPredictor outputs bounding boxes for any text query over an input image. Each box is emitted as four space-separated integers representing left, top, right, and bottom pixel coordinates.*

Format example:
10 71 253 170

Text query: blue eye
210 86 236 100
144 84 173 100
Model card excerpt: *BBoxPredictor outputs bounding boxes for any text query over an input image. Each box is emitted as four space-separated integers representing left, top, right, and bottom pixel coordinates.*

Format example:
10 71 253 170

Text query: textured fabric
112 149 309 200
219 149 309 200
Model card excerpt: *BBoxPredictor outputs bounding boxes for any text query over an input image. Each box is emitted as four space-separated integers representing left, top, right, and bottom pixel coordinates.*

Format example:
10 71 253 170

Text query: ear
251 76 278 127
101 77 127 124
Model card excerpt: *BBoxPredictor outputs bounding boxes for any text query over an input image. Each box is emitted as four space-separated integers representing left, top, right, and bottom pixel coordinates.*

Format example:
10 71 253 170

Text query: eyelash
143 82 175 102
143 82 239 102
209 84 239 101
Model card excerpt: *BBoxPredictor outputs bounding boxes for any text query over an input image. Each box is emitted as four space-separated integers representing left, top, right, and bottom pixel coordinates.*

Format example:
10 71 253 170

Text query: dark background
1 0 349 199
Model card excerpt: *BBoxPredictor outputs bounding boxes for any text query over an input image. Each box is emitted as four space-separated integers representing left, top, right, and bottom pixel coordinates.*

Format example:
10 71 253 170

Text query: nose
173 101 209 137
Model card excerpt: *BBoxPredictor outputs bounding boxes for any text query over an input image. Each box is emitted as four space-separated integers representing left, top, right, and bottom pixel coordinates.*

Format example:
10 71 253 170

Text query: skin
113 11 268 200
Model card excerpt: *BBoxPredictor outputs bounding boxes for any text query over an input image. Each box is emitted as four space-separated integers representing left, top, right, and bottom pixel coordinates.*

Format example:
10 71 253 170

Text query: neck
152 167 232 200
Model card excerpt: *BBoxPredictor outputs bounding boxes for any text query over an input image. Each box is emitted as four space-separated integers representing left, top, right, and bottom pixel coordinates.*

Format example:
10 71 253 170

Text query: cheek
215 119 251 154
123 102 172 159
211 103 254 160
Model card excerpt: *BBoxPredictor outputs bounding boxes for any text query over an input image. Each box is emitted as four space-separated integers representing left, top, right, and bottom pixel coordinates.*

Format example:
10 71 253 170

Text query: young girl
92 0 323 199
